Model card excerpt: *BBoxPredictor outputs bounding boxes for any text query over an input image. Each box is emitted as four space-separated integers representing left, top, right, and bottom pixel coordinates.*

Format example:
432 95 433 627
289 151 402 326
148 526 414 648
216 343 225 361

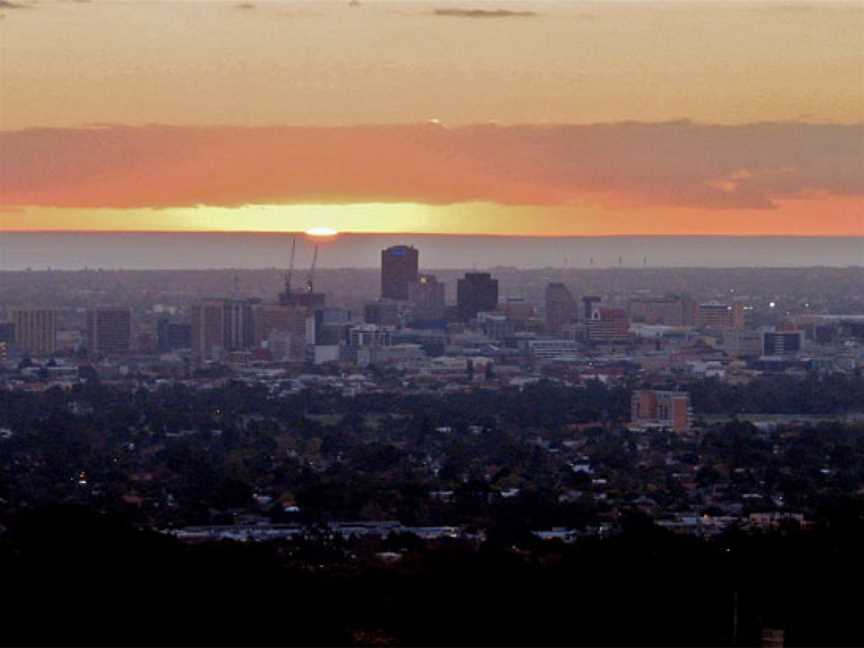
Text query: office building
477 311 513 340
586 307 630 343
695 302 745 330
251 303 308 360
631 390 691 433
381 245 419 300
86 307 132 356
349 323 393 348
191 299 254 360
629 295 695 326
722 329 763 357
191 301 225 359
356 344 425 369
313 307 352 345
582 296 602 321
545 283 576 333
0 322 14 346
457 272 498 321
763 329 804 357
223 300 255 350
157 319 193 353
528 339 581 361
408 273 446 318
12 308 57 356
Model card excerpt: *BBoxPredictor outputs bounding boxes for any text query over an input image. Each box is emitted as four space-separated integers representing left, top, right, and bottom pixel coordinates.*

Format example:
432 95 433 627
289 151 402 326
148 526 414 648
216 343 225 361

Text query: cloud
432 8 536 18
1 122 861 212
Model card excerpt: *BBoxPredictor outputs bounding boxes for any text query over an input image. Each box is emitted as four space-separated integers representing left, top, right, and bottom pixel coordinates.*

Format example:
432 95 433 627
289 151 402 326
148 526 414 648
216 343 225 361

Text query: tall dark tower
545 283 575 333
381 245 419 300
457 272 499 321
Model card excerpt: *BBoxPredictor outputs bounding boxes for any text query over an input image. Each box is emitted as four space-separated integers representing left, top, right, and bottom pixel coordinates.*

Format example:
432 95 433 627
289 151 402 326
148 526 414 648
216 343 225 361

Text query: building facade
157 319 192 353
762 330 804 357
629 295 695 326
191 299 254 360
408 273 446 318
12 308 57 356
631 390 692 433
381 245 419 301
545 283 576 333
86 307 132 356
457 272 499 322
695 302 745 330
586 307 630 343
581 296 602 321
251 303 308 360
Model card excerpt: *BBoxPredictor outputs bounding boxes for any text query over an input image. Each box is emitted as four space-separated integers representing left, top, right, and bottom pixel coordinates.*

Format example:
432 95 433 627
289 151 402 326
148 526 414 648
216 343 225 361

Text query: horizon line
2 230 862 239
2 264 861 273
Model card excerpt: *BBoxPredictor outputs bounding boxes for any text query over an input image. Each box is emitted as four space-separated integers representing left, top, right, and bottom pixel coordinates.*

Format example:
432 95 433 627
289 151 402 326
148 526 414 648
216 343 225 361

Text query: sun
304 227 339 237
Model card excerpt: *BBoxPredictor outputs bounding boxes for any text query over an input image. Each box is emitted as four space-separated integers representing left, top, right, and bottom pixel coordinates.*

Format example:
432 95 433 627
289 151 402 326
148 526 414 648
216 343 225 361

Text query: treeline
2 505 864 646
689 373 864 416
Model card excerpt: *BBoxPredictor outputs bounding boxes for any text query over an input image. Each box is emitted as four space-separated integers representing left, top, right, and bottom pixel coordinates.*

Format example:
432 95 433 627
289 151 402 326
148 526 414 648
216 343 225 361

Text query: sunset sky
1 0 862 236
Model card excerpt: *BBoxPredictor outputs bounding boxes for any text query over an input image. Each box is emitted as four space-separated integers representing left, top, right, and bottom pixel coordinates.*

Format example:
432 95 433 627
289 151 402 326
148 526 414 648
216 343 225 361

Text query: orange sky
0 1 862 236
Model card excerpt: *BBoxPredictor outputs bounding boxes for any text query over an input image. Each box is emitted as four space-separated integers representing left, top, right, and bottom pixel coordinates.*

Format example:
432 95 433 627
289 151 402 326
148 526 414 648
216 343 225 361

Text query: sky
0 0 862 237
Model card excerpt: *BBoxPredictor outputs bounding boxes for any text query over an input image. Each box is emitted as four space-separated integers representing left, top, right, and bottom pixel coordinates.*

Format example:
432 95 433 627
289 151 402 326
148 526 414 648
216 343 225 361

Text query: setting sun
304 227 339 238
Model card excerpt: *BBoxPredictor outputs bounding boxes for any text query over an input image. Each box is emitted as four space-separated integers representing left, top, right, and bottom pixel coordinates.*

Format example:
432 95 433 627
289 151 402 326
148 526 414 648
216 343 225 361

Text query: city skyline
2 3 863 643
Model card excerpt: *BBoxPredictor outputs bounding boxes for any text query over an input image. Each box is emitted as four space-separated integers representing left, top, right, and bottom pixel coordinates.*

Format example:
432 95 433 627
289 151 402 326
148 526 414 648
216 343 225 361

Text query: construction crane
306 243 319 294
284 236 297 299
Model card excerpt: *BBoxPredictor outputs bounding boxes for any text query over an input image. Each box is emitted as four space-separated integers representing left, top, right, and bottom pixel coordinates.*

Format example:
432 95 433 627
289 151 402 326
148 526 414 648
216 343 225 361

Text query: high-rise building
456 272 498 321
191 299 254 359
191 301 225 360
408 273 446 318
251 303 308 360
12 308 57 356
545 283 576 333
86 307 132 356
381 245 419 300
631 390 691 433
223 300 255 350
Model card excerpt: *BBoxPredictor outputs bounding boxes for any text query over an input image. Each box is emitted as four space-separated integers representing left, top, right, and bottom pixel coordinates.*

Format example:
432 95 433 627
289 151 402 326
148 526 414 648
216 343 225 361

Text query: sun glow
305 227 339 237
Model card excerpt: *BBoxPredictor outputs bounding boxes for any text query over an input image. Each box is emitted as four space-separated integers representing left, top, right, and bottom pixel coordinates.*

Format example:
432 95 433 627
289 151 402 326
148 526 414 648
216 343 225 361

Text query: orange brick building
630 390 691 433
